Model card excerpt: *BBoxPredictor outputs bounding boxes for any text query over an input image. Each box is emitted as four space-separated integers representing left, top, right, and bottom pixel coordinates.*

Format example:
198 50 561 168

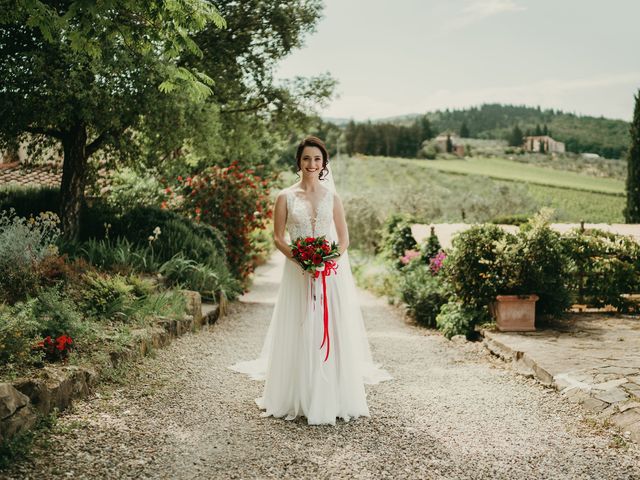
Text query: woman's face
299 146 324 178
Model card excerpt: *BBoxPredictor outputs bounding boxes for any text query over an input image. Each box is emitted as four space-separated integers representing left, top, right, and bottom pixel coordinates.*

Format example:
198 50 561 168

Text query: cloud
444 0 526 30
418 72 640 120
322 72 640 121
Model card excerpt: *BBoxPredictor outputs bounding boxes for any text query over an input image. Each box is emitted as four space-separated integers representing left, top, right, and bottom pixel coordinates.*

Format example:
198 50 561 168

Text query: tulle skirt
229 250 392 426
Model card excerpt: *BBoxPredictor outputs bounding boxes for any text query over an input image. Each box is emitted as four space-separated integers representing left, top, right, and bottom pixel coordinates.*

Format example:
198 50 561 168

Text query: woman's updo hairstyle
295 135 330 181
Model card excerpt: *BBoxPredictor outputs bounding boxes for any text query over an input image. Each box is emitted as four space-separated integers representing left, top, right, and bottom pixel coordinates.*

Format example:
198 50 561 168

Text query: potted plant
487 236 539 331
489 208 573 331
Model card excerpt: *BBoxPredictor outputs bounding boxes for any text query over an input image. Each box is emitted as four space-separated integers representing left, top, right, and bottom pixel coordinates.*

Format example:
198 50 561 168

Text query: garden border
0 290 220 445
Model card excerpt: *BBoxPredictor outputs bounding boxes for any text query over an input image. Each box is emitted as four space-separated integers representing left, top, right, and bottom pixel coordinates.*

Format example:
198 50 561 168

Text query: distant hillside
325 104 632 159
424 104 630 159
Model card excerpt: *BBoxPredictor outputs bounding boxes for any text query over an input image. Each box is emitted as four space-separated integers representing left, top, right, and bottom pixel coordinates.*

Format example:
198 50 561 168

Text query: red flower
312 254 323 265
305 237 315 243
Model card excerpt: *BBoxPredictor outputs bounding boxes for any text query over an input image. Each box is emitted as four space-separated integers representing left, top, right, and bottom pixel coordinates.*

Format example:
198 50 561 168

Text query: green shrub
441 223 513 310
29 287 84 339
419 226 442 262
561 227 640 311
399 263 450 327
379 213 417 267
159 254 242 303
101 205 226 264
0 209 61 303
103 167 165 212
344 195 385 254
436 298 486 339
509 209 574 317
75 237 161 274
0 301 43 368
350 248 400 300
0 184 60 218
78 272 135 321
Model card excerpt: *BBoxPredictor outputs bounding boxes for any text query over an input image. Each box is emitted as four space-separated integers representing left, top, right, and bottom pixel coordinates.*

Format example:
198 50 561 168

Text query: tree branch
86 126 127 156
24 126 65 139
220 102 268 115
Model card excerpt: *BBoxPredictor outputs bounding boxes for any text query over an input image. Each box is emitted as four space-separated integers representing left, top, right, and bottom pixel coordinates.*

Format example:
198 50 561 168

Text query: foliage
508 125 524 146
349 249 400 299
159 255 241 303
379 213 417 268
436 298 487 340
0 1 227 239
29 286 84 339
499 208 575 317
103 167 166 213
77 272 135 321
419 227 442 261
75 237 161 274
399 262 450 328
624 89 640 222
0 185 60 218
0 301 43 369
345 115 433 158
409 156 623 195
77 202 227 268
561 227 640 312
342 194 385 255
166 161 275 279
0 209 61 302
440 223 512 310
422 103 630 159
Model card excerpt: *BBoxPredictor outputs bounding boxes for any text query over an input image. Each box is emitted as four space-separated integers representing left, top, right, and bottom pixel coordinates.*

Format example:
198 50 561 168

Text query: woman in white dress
229 135 392 425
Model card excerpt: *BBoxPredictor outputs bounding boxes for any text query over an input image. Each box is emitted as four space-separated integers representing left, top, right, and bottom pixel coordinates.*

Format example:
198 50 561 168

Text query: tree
542 124 548 135
460 122 470 138
445 134 453 153
535 124 542 136
509 125 524 147
624 90 640 223
180 0 335 167
0 1 226 240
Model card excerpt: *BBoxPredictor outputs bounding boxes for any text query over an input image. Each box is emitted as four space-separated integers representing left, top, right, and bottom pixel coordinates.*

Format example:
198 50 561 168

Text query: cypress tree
509 125 524 147
460 122 470 138
624 90 640 222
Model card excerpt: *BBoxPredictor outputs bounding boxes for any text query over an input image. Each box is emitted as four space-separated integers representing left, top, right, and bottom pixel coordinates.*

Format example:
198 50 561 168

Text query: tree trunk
60 123 88 241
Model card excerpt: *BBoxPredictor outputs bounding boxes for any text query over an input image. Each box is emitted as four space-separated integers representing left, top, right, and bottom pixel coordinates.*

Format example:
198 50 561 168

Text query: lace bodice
285 186 335 241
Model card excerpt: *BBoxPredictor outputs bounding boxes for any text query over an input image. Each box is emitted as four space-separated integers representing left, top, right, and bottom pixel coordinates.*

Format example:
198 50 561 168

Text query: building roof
0 162 62 188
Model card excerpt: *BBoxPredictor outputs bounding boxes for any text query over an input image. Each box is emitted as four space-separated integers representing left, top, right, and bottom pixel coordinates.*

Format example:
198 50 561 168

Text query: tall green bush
399 262 449 328
0 209 61 302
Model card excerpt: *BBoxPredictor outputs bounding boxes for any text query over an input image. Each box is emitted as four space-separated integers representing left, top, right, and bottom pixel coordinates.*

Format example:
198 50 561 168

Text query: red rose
312 254 323 265
305 237 315 243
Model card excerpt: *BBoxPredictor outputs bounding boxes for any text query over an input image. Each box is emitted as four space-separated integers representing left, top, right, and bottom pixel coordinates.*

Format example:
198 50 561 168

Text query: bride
229 135 392 425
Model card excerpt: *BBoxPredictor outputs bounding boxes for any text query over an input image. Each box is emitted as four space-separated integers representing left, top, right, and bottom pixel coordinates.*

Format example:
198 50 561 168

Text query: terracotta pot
490 294 539 332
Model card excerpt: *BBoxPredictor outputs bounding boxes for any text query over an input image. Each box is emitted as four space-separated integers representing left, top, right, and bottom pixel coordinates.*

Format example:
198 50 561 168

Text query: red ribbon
314 260 339 362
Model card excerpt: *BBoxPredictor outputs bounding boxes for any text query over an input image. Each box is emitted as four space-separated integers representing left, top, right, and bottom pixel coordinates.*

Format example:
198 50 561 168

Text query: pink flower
429 251 447 274
400 249 421 265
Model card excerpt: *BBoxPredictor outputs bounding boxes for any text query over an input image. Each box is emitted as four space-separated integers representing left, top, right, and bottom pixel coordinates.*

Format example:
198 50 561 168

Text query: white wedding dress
229 176 392 425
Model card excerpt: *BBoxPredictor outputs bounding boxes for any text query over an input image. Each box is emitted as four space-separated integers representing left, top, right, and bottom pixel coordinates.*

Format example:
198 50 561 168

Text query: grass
322 155 626 226
380 156 625 195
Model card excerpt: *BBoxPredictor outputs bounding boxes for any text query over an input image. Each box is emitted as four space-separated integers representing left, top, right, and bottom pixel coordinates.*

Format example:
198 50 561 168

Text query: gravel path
3 253 640 479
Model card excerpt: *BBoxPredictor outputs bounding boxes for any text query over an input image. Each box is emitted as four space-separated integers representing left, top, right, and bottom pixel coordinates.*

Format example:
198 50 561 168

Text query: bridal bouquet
290 235 341 362
290 235 340 276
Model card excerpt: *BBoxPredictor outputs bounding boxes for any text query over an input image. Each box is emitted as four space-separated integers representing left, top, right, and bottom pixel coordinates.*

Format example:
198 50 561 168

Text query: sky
274 0 640 122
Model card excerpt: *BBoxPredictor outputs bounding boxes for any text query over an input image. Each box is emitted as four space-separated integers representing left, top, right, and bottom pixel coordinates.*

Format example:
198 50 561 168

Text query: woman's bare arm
273 191 294 259
333 192 350 257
